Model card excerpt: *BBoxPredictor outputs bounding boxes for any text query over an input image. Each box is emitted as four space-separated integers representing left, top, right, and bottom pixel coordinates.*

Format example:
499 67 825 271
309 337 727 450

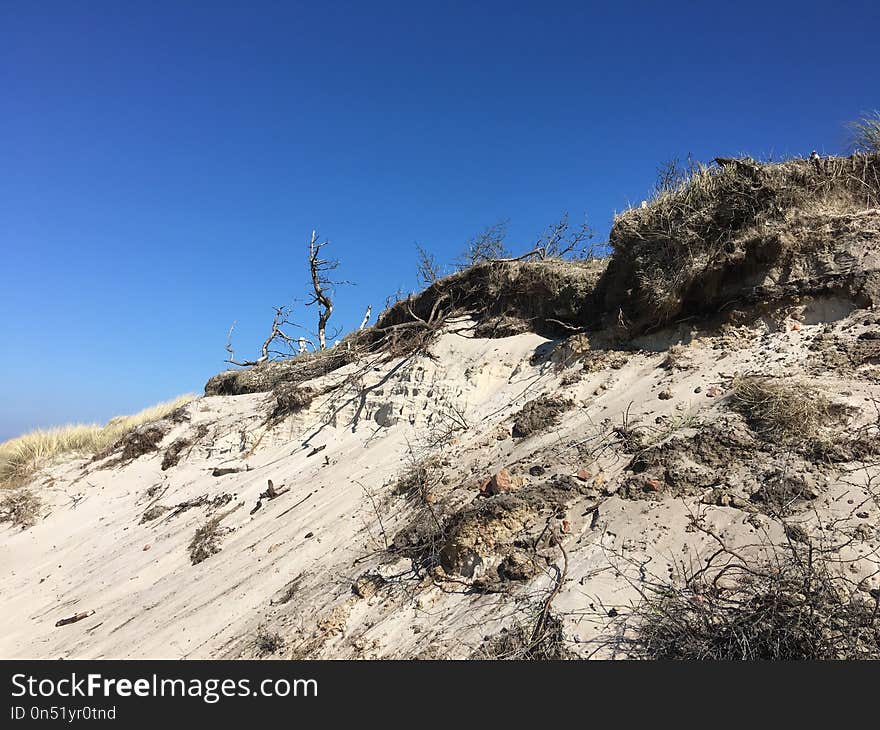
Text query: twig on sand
55 610 95 627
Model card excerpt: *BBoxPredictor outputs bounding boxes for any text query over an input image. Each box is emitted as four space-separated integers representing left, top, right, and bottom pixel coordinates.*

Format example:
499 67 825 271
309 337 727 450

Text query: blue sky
1 0 878 440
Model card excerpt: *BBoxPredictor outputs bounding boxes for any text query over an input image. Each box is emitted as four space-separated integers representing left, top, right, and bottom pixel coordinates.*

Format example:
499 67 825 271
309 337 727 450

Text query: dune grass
0 394 196 487
848 111 880 153
610 153 880 324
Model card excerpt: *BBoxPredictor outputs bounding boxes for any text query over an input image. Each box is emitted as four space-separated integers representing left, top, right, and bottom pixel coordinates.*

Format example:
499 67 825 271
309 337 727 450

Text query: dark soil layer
511 395 574 438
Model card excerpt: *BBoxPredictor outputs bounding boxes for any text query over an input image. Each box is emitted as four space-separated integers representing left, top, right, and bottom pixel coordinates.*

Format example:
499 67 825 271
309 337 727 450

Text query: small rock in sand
480 468 520 496
643 477 664 493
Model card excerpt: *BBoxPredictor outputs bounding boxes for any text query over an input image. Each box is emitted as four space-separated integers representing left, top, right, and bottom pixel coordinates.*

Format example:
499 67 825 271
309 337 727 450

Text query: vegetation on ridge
0 394 195 488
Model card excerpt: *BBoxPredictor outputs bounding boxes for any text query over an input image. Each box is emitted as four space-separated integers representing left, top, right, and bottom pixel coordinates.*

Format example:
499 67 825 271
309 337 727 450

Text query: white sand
2 301 879 658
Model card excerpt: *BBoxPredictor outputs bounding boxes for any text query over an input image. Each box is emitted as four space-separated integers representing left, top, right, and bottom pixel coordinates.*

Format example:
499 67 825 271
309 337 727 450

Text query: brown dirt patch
511 395 574 438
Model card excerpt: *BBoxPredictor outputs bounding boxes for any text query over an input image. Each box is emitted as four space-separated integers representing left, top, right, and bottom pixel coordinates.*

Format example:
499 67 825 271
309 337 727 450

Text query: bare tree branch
530 212 595 260
457 220 509 268
224 306 301 367
416 244 442 286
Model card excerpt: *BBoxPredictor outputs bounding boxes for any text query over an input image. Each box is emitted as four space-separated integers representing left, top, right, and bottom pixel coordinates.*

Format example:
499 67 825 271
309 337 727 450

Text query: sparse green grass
0 394 196 487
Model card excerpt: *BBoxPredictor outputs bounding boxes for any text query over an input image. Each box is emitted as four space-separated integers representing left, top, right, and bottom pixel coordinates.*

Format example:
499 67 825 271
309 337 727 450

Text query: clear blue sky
1 1 878 440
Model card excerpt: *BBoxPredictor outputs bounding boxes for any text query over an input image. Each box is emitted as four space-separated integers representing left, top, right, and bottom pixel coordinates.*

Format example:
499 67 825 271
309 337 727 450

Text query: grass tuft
729 376 846 444
0 394 195 487
848 111 880 153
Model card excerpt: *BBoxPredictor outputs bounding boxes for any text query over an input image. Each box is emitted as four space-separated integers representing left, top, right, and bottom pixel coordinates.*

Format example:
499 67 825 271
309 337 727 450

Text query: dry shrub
140 504 168 523
730 375 847 444
392 455 442 502
457 220 510 267
629 545 880 660
161 438 190 471
474 614 570 660
0 488 42 528
254 626 285 656
275 575 303 605
161 424 209 471
115 424 168 462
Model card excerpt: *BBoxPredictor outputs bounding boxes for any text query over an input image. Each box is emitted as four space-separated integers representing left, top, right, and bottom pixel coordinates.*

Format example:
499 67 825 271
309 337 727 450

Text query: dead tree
224 306 302 366
224 230 357 364
307 229 346 351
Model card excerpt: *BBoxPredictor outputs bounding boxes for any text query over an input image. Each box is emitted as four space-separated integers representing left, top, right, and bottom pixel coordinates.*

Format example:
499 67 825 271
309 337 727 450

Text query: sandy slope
3 300 880 659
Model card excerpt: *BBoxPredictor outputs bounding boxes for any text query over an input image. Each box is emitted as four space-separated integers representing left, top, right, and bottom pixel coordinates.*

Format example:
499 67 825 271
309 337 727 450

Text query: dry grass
0 488 42 528
729 376 846 444
268 383 316 423
392 454 443 503
188 515 224 565
204 345 359 396
849 111 880 153
474 614 570 660
374 257 607 339
187 504 242 566
610 153 880 324
0 394 195 487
